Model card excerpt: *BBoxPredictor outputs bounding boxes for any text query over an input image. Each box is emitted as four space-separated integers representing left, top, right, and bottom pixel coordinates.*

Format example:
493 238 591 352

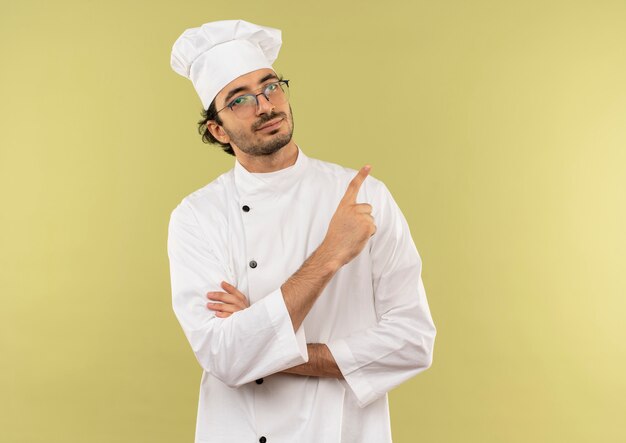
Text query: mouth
256 118 283 131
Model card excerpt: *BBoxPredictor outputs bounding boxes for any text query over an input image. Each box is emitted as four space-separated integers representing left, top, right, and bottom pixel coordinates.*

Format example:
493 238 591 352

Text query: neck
234 140 299 173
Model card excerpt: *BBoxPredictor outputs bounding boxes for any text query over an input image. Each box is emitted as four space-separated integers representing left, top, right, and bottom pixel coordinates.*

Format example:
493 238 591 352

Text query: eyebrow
223 73 280 105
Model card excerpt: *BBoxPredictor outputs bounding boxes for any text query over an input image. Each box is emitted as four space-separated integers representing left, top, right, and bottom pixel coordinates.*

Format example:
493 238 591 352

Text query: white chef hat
171 20 282 110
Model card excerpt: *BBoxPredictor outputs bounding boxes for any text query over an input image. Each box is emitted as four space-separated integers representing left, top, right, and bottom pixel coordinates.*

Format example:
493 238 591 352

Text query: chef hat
171 20 282 110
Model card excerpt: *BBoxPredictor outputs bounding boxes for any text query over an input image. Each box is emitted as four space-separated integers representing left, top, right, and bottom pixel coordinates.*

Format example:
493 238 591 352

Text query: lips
256 118 283 131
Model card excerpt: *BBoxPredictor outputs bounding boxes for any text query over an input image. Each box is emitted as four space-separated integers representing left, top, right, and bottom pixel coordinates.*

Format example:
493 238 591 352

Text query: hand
206 281 250 318
322 165 376 266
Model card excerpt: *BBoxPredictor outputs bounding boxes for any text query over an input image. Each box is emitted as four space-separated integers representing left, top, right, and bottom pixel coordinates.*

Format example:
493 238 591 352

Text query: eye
231 95 254 107
266 83 278 92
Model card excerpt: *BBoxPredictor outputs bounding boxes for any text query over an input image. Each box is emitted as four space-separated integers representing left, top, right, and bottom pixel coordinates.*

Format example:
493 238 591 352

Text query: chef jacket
167 146 436 443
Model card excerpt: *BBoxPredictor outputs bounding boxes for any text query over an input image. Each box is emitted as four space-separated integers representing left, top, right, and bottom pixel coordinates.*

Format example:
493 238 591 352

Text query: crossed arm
170 166 435 397
206 278 343 379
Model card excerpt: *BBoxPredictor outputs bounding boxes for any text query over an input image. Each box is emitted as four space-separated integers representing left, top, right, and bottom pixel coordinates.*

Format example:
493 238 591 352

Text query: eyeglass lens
230 82 290 118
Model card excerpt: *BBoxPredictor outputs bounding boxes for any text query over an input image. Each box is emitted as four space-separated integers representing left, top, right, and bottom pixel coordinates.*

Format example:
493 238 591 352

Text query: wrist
315 241 343 274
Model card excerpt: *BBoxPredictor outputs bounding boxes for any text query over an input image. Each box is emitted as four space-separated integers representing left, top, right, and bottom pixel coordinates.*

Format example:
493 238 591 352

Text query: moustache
253 112 287 131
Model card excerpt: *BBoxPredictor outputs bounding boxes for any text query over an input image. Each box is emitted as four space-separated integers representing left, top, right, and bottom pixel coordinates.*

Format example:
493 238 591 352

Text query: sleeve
326 181 436 407
167 200 308 388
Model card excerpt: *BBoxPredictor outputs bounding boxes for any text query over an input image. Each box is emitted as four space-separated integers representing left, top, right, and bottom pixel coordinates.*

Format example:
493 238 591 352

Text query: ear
206 120 230 144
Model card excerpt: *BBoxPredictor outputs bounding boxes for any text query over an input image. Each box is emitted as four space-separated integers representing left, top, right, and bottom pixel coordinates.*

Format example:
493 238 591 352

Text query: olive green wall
1 0 625 441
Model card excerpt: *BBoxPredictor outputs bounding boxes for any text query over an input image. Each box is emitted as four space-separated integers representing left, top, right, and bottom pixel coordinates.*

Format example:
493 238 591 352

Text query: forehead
215 68 277 107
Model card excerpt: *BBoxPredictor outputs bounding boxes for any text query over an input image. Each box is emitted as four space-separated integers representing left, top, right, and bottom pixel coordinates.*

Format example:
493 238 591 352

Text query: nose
255 93 274 115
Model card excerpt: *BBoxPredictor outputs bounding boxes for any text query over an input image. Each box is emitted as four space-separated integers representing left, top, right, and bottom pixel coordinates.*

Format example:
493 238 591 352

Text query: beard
222 105 295 157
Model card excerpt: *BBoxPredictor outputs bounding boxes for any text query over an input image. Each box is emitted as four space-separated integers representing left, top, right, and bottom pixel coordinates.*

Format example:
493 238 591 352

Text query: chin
258 136 292 156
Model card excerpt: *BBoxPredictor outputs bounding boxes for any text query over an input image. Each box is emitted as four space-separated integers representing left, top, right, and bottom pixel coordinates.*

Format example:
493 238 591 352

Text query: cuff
262 288 309 366
327 338 377 408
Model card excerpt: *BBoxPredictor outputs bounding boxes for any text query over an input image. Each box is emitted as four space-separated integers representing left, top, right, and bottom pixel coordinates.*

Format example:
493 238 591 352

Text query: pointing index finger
342 165 371 203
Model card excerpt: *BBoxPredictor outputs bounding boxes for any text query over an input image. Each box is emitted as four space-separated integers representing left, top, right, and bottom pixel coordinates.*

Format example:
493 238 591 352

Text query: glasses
217 80 290 119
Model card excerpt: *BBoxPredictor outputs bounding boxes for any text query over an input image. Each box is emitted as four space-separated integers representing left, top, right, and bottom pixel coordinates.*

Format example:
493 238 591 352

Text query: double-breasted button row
259 437 267 443
242 205 256 268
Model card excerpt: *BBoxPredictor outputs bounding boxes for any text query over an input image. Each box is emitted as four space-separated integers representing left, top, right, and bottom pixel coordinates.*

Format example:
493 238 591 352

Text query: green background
1 0 625 441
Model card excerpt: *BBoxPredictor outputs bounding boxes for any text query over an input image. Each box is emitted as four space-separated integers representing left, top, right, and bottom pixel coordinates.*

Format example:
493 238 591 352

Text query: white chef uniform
167 146 436 443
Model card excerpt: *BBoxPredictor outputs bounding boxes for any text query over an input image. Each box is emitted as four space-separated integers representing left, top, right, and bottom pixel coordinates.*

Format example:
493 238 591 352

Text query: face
209 68 295 157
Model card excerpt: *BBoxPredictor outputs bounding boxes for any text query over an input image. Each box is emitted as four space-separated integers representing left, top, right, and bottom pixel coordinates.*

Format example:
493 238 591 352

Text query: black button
249 260 257 268
255 378 264 385
242 205 250 212
259 437 266 443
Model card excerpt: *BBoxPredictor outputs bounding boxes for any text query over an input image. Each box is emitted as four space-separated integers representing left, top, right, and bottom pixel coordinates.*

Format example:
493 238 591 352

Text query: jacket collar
233 145 309 199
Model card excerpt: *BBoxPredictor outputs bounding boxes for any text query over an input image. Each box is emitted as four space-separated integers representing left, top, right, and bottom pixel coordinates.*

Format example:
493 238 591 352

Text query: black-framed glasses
217 80 290 119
